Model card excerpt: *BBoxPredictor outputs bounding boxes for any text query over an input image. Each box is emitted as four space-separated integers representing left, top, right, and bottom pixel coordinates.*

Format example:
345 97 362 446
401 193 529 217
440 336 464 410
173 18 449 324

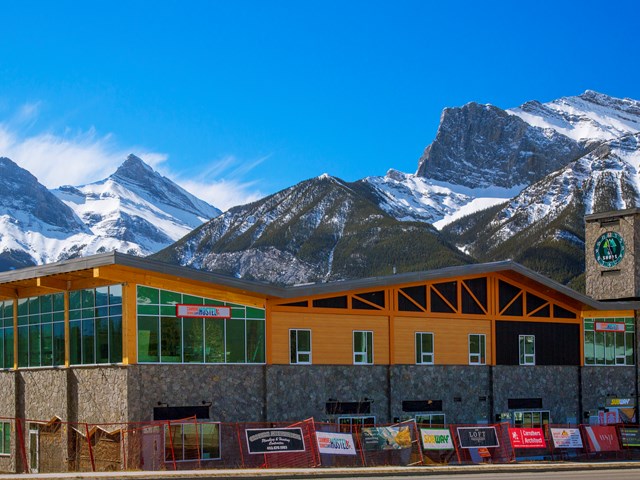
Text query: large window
415 413 446 427
0 422 9 455
584 318 635 366
353 331 373 365
0 301 13 369
519 335 535 365
164 422 220 462
338 416 376 433
415 332 434 364
290 329 311 364
137 286 265 364
469 334 486 365
513 410 550 428
17 294 65 368
69 285 123 365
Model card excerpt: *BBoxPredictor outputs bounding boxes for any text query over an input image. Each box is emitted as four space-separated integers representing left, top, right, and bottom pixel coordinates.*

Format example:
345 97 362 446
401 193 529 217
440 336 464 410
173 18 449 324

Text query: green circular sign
594 231 625 267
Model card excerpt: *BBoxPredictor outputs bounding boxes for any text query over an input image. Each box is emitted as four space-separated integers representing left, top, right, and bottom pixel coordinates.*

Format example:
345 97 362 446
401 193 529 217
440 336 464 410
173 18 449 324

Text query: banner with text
420 428 454 450
508 428 546 449
361 426 412 451
315 431 357 455
550 428 583 448
620 427 640 448
584 426 620 452
456 427 499 449
245 428 306 454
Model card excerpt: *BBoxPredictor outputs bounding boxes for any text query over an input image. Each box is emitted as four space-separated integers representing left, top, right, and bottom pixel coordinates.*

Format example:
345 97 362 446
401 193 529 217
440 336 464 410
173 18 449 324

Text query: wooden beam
0 286 18 298
36 277 69 292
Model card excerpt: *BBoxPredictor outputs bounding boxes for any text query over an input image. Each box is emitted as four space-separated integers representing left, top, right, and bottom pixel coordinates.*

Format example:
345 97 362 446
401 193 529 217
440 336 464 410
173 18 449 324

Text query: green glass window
0 300 14 369
415 332 434 364
69 285 123 366
0 422 9 455
136 286 265 365
164 423 221 462
519 335 535 365
584 318 635 366
469 333 486 365
353 330 373 365
16 294 64 368
289 329 311 364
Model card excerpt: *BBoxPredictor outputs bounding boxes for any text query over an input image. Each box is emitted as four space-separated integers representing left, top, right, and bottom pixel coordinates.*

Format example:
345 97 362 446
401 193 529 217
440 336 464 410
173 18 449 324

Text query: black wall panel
495 321 580 366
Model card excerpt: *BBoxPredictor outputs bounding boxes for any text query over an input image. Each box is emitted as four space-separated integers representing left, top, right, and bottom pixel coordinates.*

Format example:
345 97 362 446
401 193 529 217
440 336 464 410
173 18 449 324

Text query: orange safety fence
2 415 640 474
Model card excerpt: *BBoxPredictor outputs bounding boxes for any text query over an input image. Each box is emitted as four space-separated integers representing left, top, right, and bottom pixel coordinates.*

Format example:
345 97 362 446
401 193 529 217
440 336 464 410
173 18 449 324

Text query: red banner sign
584 426 620 452
508 428 546 449
594 322 625 332
176 304 231 318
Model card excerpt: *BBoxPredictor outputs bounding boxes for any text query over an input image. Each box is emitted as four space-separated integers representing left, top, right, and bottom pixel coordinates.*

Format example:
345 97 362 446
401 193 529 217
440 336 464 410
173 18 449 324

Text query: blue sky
1 1 639 209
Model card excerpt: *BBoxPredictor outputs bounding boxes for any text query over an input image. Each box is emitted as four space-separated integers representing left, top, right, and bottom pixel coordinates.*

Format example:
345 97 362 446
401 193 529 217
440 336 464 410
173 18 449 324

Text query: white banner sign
315 431 357 455
551 428 583 448
420 428 454 450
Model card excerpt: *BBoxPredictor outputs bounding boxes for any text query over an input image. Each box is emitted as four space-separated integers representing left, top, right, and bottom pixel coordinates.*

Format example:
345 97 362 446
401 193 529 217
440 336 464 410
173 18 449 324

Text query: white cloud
0 104 266 211
178 178 263 211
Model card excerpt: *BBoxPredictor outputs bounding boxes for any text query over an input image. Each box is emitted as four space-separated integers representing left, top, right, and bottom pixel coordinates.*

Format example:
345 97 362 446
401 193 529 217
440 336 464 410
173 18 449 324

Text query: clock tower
585 208 640 301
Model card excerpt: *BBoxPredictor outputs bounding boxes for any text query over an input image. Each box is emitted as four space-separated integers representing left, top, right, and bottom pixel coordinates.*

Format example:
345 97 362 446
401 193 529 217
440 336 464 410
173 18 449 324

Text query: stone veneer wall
585 212 640 300
581 366 637 413
0 371 16 473
492 366 580 424
391 366 491 424
127 364 266 423
265 366 389 422
70 367 129 425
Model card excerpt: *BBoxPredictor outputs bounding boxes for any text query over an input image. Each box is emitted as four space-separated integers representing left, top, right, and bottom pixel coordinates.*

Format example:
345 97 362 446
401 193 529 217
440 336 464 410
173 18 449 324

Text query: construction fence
1 416 640 474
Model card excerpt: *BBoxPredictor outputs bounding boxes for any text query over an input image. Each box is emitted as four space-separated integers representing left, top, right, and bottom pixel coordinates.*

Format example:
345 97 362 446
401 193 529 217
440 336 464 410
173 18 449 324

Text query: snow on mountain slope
53 154 221 254
509 90 640 144
362 169 515 228
486 132 640 245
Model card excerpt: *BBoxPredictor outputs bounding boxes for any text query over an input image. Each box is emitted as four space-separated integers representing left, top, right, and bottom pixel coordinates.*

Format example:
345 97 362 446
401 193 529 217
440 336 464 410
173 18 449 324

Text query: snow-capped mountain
152 174 471 285
53 154 220 253
0 155 220 270
366 91 640 232
509 90 640 144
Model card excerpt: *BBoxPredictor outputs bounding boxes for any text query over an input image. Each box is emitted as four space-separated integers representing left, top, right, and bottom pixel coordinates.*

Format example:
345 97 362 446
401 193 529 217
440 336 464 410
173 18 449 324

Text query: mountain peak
114 154 155 181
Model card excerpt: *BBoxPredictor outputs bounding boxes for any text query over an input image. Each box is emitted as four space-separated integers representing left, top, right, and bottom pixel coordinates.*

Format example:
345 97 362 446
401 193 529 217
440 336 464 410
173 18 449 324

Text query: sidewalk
1 462 639 480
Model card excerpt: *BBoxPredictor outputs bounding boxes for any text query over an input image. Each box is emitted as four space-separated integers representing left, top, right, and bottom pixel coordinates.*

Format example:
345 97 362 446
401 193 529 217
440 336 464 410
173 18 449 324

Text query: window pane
246 320 265 363
160 290 181 305
81 290 94 309
160 317 182 363
110 316 123 363
354 332 364 353
165 424 183 462
415 334 422 363
290 330 297 364
96 317 109 364
479 335 486 363
201 424 220 459
41 323 53 366
28 325 41 367
605 331 615 365
584 331 595 365
204 320 224 363
53 322 65 366
366 332 373 363
109 284 123 305
137 286 159 305
226 320 245 363
4 328 13 369
183 423 198 460
626 332 634 365
183 318 204 363
95 286 109 307
138 316 159 363
82 319 95 364
70 321 82 365
594 331 605 364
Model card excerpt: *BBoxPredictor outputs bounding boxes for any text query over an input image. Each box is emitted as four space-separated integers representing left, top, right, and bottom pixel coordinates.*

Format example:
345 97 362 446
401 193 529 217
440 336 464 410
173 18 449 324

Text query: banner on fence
508 427 546 449
315 431 357 455
550 428 583 448
584 426 620 452
420 428 454 450
245 427 306 454
361 426 412 451
620 427 640 447
456 427 499 449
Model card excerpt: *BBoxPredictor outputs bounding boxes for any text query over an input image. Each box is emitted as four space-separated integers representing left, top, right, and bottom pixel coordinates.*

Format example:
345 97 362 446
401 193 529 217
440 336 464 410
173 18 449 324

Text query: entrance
28 428 39 474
